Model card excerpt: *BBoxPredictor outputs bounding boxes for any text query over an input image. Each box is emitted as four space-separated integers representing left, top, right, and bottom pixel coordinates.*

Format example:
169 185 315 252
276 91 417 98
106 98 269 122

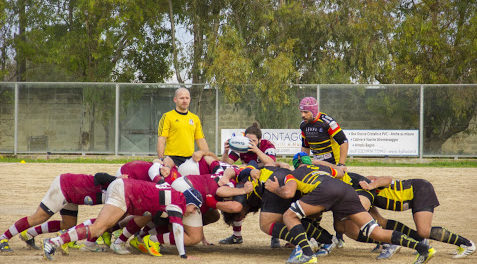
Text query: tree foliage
1 0 476 152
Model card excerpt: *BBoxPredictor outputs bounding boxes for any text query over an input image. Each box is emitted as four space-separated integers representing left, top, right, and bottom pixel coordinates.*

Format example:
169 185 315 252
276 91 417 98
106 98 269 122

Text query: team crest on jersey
189 119 194 125
329 121 338 130
84 196 93 205
319 128 324 133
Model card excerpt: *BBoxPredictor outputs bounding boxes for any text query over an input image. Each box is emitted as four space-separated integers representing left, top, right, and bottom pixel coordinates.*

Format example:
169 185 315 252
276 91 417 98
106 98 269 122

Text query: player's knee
287 202 306 220
417 227 431 239
358 219 379 241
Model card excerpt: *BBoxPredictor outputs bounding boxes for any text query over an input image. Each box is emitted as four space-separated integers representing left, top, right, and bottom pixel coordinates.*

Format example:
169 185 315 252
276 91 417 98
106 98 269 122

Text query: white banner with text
221 129 419 156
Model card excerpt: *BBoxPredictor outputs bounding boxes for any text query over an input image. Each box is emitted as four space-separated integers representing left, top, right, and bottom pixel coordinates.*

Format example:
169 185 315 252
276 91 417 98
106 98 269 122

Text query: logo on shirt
175 119 179 122
319 128 324 133
84 196 93 205
189 119 194 125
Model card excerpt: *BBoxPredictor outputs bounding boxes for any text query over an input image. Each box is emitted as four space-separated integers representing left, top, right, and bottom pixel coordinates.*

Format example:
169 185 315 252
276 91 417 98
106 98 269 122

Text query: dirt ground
0 163 476 264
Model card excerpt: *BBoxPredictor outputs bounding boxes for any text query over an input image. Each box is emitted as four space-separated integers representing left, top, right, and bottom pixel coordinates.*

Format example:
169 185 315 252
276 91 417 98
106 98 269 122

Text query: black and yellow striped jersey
284 164 335 194
300 112 348 164
374 179 414 211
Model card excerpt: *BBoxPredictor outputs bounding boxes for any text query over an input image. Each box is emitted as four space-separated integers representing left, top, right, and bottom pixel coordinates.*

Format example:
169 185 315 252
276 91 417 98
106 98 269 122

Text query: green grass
0 155 476 167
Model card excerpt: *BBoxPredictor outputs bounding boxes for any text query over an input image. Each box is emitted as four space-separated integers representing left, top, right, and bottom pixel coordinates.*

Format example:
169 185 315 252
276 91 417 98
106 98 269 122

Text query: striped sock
1 216 30 240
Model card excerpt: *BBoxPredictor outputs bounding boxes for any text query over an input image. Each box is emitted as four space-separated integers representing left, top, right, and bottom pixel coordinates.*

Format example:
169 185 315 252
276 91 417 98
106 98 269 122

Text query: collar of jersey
174 109 189 115
310 112 322 123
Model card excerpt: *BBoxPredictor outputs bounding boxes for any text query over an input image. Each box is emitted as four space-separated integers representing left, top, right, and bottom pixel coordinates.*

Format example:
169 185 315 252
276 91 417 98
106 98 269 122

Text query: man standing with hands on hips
157 88 209 167
299 96 349 247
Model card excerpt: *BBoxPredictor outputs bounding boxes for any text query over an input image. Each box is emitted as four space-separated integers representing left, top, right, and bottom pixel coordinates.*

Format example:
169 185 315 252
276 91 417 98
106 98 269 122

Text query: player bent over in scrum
359 176 476 259
279 174 435 264
0 173 110 253
42 178 202 260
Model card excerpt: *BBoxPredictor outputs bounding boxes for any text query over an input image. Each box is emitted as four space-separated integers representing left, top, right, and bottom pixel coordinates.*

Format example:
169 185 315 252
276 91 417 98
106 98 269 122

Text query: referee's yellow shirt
158 109 205 157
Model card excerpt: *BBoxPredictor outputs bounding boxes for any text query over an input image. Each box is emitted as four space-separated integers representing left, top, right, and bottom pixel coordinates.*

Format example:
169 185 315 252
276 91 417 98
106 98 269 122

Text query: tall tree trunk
16 0 26 81
168 0 183 84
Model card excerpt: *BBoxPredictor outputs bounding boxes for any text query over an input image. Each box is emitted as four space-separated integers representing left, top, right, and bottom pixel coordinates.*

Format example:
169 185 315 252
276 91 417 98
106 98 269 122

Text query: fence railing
0 82 476 158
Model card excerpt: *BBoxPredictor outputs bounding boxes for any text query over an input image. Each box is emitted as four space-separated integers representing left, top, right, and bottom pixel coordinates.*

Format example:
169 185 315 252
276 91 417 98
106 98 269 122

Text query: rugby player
42 177 203 260
0 173 110 253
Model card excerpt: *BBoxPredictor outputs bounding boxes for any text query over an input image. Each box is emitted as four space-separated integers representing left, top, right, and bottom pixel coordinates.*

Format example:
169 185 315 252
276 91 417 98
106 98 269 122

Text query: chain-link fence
0 82 476 158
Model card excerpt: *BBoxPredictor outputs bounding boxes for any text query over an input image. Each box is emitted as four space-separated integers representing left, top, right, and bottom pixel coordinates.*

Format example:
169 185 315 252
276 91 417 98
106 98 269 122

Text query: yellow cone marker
20 160 26 164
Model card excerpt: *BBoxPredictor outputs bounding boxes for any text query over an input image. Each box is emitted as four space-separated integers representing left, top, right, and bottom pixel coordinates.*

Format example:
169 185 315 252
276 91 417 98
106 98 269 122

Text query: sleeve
166 204 184 226
284 174 297 184
193 115 205 140
158 113 169 137
148 162 162 181
172 223 186 256
228 151 240 162
301 131 309 148
94 173 118 186
332 130 348 145
115 166 123 177
263 141 277 161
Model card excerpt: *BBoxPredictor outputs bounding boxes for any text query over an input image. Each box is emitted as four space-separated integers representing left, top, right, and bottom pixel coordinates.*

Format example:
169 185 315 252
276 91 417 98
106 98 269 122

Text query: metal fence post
419 85 424 159
317 84 320 105
14 83 18 155
115 84 120 156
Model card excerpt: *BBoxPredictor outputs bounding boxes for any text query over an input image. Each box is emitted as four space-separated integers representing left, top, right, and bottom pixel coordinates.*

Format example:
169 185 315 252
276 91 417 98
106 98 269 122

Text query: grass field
0 162 476 264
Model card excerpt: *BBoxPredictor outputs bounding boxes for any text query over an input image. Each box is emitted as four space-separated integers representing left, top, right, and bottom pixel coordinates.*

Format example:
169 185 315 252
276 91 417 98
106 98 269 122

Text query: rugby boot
414 247 436 264
110 242 131 255
42 239 57 260
376 244 401 260
20 230 40 250
271 237 281 248
0 239 13 252
129 236 148 254
143 235 162 257
286 245 317 264
454 240 476 258
219 234 243 244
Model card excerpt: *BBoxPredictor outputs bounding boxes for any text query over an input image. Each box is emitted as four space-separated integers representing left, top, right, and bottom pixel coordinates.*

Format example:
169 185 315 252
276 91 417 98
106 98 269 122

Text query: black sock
271 222 294 243
301 218 333 244
391 231 428 254
430 226 471 247
289 225 314 256
386 219 423 241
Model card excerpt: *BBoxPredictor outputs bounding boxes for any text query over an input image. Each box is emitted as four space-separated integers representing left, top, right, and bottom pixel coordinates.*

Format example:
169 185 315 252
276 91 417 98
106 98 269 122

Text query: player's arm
157 114 168 159
311 160 345 178
195 138 209 152
359 176 393 190
249 142 275 166
191 150 219 162
216 181 253 197
301 131 311 154
205 194 244 213
166 205 188 258
171 222 187 258
157 136 167 159
265 176 298 199
221 139 235 164
331 128 348 170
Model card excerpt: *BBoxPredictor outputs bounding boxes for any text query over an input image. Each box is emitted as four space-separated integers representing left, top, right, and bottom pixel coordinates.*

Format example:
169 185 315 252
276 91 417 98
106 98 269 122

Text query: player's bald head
174 87 190 98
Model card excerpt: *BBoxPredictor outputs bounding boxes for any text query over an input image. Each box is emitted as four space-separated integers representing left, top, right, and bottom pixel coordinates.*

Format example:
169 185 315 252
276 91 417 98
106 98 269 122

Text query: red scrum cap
299 97 318 117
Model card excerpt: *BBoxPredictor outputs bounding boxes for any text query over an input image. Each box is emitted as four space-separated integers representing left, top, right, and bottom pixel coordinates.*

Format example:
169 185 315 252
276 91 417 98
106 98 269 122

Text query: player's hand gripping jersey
300 113 347 164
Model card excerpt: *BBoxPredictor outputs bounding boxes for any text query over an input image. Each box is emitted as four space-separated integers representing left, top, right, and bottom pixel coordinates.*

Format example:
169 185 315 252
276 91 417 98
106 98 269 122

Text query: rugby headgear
299 97 318 118
292 152 313 169
183 188 203 209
